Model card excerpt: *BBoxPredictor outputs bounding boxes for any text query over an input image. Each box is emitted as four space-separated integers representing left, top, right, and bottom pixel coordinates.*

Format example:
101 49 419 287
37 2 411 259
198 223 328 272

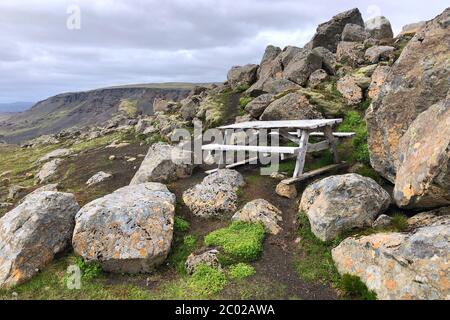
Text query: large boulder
306 8 364 52
364 45 395 64
312 47 337 75
247 45 283 95
182 169 245 218
283 49 322 86
366 8 450 182
244 93 274 118
130 143 193 185
299 174 391 241
256 79 300 96
72 183 176 273
38 148 72 163
365 16 394 40
232 199 282 235
0 191 79 288
227 64 259 90
393 97 450 208
332 218 450 300
260 92 322 121
279 46 303 67
336 41 365 67
341 23 369 42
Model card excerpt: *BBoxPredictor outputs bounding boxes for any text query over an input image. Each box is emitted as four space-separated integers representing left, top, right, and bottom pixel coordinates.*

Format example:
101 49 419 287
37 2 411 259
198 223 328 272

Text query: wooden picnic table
202 119 354 184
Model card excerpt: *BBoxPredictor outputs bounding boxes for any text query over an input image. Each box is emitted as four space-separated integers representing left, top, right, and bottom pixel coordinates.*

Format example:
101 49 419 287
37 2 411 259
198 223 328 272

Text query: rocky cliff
0 84 195 144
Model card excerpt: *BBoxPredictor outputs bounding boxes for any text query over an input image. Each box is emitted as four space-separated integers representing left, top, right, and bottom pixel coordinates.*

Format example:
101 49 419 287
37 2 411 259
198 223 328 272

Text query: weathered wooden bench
202 119 355 184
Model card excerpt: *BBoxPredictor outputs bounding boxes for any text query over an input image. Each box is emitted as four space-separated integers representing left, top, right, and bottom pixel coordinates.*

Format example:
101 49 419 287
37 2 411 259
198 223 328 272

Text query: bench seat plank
202 144 301 154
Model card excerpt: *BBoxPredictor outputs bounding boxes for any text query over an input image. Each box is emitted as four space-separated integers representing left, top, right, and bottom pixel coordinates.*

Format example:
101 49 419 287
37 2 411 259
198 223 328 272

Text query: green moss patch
188 264 228 296
204 222 265 262
228 263 256 280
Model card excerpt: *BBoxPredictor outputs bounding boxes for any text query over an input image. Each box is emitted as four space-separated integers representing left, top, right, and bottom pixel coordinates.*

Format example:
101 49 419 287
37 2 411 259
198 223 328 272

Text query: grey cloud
0 0 448 103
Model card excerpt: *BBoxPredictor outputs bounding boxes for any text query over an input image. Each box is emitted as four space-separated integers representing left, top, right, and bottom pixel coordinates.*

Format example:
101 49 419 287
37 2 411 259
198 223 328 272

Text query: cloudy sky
0 0 448 103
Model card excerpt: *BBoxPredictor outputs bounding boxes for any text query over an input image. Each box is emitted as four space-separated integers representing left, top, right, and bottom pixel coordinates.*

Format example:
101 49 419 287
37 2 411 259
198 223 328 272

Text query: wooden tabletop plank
218 119 342 130
202 144 301 154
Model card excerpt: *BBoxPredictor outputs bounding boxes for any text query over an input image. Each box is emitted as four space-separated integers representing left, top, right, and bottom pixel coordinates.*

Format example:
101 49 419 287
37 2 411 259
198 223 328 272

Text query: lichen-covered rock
307 69 328 88
283 50 322 86
185 250 221 275
336 41 365 67
244 93 273 118
312 47 337 75
275 182 297 199
0 191 79 288
260 92 322 121
182 169 245 218
232 199 282 235
337 75 363 106
256 79 300 95
179 95 201 121
365 16 394 40
366 8 450 182
130 143 193 185
332 221 450 300
72 183 176 273
407 207 450 230
279 46 303 67
368 65 390 99
246 45 283 96
400 21 426 36
37 158 62 184
38 148 72 163
306 8 364 52
364 45 395 64
393 97 450 208
7 185 27 200
86 171 113 187
299 174 391 241
227 64 259 90
341 23 369 42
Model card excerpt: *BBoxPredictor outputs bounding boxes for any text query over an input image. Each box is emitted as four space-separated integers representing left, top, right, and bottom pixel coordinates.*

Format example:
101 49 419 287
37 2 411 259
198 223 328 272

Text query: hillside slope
0 84 201 144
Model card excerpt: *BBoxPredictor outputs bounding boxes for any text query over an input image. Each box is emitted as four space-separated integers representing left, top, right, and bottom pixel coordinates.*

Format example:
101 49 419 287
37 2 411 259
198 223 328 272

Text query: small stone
232 199 283 235
185 250 221 275
86 171 113 187
372 214 392 228
276 182 297 199
109 155 116 160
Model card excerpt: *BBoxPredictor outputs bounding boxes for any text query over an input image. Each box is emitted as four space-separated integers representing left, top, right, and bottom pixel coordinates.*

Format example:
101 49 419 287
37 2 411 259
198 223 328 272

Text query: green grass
75 256 102 281
204 222 265 262
188 264 228 296
167 234 198 275
391 213 409 232
174 216 190 233
118 99 139 117
339 274 377 300
354 164 384 184
338 111 370 164
235 84 251 93
228 263 255 280
239 96 253 108
70 132 126 153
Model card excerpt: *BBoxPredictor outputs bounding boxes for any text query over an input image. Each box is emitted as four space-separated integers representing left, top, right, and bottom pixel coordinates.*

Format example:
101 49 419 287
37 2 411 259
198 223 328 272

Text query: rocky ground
0 7 448 300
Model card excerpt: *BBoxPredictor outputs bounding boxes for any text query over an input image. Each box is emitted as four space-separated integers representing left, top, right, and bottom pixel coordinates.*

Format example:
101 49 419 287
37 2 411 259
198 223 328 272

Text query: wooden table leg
293 130 309 178
324 125 339 163
218 129 230 169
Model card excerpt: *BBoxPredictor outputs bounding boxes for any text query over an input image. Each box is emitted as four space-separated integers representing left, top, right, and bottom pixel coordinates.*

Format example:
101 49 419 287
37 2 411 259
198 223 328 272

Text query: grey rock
86 171 113 187
232 199 282 235
260 92 322 121
7 185 27 200
185 250 221 275
307 69 328 88
227 64 259 90
342 23 369 42
38 148 72 164
336 41 365 67
283 50 322 86
312 47 337 75
332 220 450 299
306 8 364 52
0 191 79 288
299 174 391 241
72 183 176 273
337 75 363 106
182 169 245 218
372 214 392 228
364 45 395 64
244 94 273 118
365 16 394 40
37 159 62 184
130 143 194 185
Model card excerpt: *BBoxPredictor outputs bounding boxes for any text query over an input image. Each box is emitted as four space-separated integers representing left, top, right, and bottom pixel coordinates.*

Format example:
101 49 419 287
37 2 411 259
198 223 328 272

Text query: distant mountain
0 83 208 144
0 102 35 113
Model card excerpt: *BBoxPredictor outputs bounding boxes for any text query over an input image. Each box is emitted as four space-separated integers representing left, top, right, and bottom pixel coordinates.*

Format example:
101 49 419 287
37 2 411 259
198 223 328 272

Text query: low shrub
391 213 409 232
339 274 377 300
338 111 370 164
204 222 265 262
174 216 190 233
75 257 102 282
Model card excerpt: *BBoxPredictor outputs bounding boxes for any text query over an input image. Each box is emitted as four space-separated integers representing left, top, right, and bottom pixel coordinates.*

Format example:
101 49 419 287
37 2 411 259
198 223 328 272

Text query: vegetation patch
167 234 198 275
228 263 255 280
239 96 253 108
188 264 228 296
174 216 190 233
75 256 103 282
390 213 409 232
118 99 139 117
338 111 370 164
338 274 377 300
204 222 265 262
